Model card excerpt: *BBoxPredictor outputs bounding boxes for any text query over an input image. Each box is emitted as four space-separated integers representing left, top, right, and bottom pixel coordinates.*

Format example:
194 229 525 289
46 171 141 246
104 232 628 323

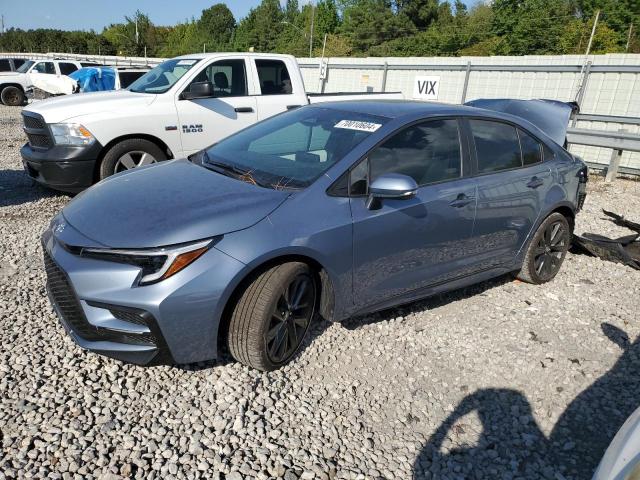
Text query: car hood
23 90 157 123
62 159 290 249
0 72 22 78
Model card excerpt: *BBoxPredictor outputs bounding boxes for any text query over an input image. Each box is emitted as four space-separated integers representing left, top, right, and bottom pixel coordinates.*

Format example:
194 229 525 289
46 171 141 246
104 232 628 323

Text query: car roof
173 52 295 61
314 100 552 139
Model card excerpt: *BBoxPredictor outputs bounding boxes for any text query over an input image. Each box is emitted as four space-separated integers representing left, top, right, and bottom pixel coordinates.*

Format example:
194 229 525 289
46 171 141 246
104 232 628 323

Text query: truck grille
23 114 45 129
43 251 156 346
26 133 52 149
23 112 52 150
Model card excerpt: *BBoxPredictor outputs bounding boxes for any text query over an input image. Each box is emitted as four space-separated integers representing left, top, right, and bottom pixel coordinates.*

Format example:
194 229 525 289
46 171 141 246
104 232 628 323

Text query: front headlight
81 239 213 285
50 123 95 146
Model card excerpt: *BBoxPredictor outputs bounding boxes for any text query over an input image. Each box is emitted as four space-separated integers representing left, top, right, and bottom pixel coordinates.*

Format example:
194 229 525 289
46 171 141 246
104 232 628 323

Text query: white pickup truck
21 52 402 193
0 59 87 106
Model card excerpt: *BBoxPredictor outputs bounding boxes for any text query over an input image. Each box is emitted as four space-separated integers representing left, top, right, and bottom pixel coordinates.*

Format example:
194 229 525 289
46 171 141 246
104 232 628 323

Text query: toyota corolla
42 100 587 371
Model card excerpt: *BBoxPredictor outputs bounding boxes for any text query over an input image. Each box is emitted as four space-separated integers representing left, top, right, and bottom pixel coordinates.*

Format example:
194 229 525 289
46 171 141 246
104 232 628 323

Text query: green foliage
0 0 637 57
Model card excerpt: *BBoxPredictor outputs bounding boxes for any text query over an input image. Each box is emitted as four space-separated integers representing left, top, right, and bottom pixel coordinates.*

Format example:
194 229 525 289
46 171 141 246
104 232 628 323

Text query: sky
1 1 298 31
0 0 476 32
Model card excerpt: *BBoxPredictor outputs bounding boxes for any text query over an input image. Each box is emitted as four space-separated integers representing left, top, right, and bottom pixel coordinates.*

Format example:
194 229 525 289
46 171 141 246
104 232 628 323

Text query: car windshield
128 58 200 94
205 106 388 190
16 60 34 73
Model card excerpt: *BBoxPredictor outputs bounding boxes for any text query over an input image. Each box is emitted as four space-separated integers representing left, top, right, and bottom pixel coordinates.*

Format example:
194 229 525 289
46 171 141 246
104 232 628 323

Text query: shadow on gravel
413 322 640 479
0 169 62 207
342 273 513 330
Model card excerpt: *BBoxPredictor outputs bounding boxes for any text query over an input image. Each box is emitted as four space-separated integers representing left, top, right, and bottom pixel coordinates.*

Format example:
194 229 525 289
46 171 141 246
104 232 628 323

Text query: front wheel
517 212 571 284
99 138 167 180
228 263 317 371
1 86 25 106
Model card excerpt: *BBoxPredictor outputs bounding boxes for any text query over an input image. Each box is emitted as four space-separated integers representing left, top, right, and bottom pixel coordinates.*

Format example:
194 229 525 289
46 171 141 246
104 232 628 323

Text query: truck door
176 58 257 156
251 58 308 120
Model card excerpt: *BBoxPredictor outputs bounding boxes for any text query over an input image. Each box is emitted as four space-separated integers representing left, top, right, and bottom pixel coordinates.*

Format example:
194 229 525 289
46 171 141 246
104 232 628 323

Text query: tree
199 4 236 50
234 0 284 52
340 0 415 55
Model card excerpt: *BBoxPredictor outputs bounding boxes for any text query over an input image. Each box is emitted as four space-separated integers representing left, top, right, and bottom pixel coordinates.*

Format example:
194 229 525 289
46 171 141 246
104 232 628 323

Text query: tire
228 262 317 371
99 138 167 180
1 86 25 106
517 212 571 284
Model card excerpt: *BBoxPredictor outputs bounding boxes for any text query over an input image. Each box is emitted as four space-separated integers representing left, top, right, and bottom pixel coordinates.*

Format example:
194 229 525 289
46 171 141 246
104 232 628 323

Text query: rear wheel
228 262 317 371
1 86 25 106
99 138 167 180
517 212 571 284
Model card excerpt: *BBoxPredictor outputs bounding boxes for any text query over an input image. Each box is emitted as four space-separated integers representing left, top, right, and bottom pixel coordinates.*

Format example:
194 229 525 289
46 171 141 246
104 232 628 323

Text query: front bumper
41 220 246 365
21 142 102 193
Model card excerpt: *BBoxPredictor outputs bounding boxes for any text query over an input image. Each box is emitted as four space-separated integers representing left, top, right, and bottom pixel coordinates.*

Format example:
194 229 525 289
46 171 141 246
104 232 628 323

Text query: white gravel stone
1 104 639 479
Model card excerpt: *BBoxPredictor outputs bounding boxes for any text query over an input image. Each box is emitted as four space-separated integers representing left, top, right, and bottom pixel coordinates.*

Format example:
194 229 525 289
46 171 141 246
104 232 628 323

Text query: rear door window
59 63 79 75
33 62 56 74
469 119 522 174
0 59 11 71
256 59 293 95
518 129 543 165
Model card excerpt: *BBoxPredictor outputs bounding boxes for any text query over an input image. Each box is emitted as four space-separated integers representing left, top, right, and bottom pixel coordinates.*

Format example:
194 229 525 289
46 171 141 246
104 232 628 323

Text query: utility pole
135 17 139 45
1 15 5 35
584 9 599 58
627 23 634 52
309 2 315 58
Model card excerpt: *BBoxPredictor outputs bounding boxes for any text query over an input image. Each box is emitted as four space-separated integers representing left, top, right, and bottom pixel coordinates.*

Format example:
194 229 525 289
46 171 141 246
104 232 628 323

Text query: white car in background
0 58 90 106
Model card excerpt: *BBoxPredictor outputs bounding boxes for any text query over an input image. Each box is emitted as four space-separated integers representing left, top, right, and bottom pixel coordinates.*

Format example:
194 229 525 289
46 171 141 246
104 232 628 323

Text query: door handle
234 107 254 113
286 105 302 110
449 194 475 208
526 176 544 189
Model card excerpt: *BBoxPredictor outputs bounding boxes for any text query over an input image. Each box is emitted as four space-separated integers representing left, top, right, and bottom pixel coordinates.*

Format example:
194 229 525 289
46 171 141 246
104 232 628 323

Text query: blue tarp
69 67 117 93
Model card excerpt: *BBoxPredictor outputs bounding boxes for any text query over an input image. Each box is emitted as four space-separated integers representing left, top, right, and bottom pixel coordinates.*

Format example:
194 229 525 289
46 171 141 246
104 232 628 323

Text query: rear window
470 120 522 174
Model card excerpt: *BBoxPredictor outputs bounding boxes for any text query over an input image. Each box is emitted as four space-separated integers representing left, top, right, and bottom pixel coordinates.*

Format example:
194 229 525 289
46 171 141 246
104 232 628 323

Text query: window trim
327 116 468 198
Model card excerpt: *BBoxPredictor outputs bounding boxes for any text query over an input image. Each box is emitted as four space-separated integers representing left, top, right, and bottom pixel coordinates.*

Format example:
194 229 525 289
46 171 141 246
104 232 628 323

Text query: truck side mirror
181 81 214 100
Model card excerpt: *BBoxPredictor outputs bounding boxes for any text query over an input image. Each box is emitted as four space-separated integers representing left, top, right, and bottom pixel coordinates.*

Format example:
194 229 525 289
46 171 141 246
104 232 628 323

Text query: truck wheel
100 138 167 180
228 263 317 371
1 86 25 106
517 212 571 284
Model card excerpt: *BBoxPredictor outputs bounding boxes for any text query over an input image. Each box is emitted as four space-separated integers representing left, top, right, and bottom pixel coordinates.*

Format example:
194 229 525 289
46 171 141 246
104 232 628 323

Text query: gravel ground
1 103 639 480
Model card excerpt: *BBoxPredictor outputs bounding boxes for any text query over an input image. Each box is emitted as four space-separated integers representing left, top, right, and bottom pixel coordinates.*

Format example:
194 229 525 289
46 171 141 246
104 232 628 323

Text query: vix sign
413 75 440 101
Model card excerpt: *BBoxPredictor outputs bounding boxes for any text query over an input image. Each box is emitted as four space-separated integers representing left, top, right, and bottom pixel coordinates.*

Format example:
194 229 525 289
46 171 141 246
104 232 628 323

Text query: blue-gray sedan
42 100 588 370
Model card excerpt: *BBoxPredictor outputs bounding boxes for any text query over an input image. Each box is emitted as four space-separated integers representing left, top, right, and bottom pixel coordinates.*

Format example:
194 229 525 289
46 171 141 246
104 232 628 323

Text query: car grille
26 133 52 149
23 114 45 129
44 250 99 340
43 251 156 346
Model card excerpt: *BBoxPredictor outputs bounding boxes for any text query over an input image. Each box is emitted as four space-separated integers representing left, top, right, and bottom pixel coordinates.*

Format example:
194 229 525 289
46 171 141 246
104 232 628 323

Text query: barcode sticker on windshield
176 60 197 66
335 120 382 133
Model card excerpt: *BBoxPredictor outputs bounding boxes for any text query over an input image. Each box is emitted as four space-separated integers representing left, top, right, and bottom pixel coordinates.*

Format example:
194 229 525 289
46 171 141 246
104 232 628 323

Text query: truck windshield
205 106 389 190
128 58 200 94
16 61 34 73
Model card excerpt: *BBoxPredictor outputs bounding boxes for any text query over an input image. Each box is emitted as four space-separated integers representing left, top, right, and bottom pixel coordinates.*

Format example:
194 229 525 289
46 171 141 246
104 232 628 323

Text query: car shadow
412 322 640 479
342 273 514 330
0 168 64 207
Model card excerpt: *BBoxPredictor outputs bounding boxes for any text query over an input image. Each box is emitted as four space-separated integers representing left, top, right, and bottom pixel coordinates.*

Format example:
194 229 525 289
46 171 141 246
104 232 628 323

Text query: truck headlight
50 123 95 146
80 239 214 285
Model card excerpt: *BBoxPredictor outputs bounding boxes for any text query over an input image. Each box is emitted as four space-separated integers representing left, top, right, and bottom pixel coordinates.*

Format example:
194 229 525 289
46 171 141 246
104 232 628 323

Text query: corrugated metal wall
297 54 640 171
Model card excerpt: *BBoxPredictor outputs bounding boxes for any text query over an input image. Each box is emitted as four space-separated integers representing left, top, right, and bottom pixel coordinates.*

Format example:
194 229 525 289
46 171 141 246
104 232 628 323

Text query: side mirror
181 81 213 100
366 173 418 210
